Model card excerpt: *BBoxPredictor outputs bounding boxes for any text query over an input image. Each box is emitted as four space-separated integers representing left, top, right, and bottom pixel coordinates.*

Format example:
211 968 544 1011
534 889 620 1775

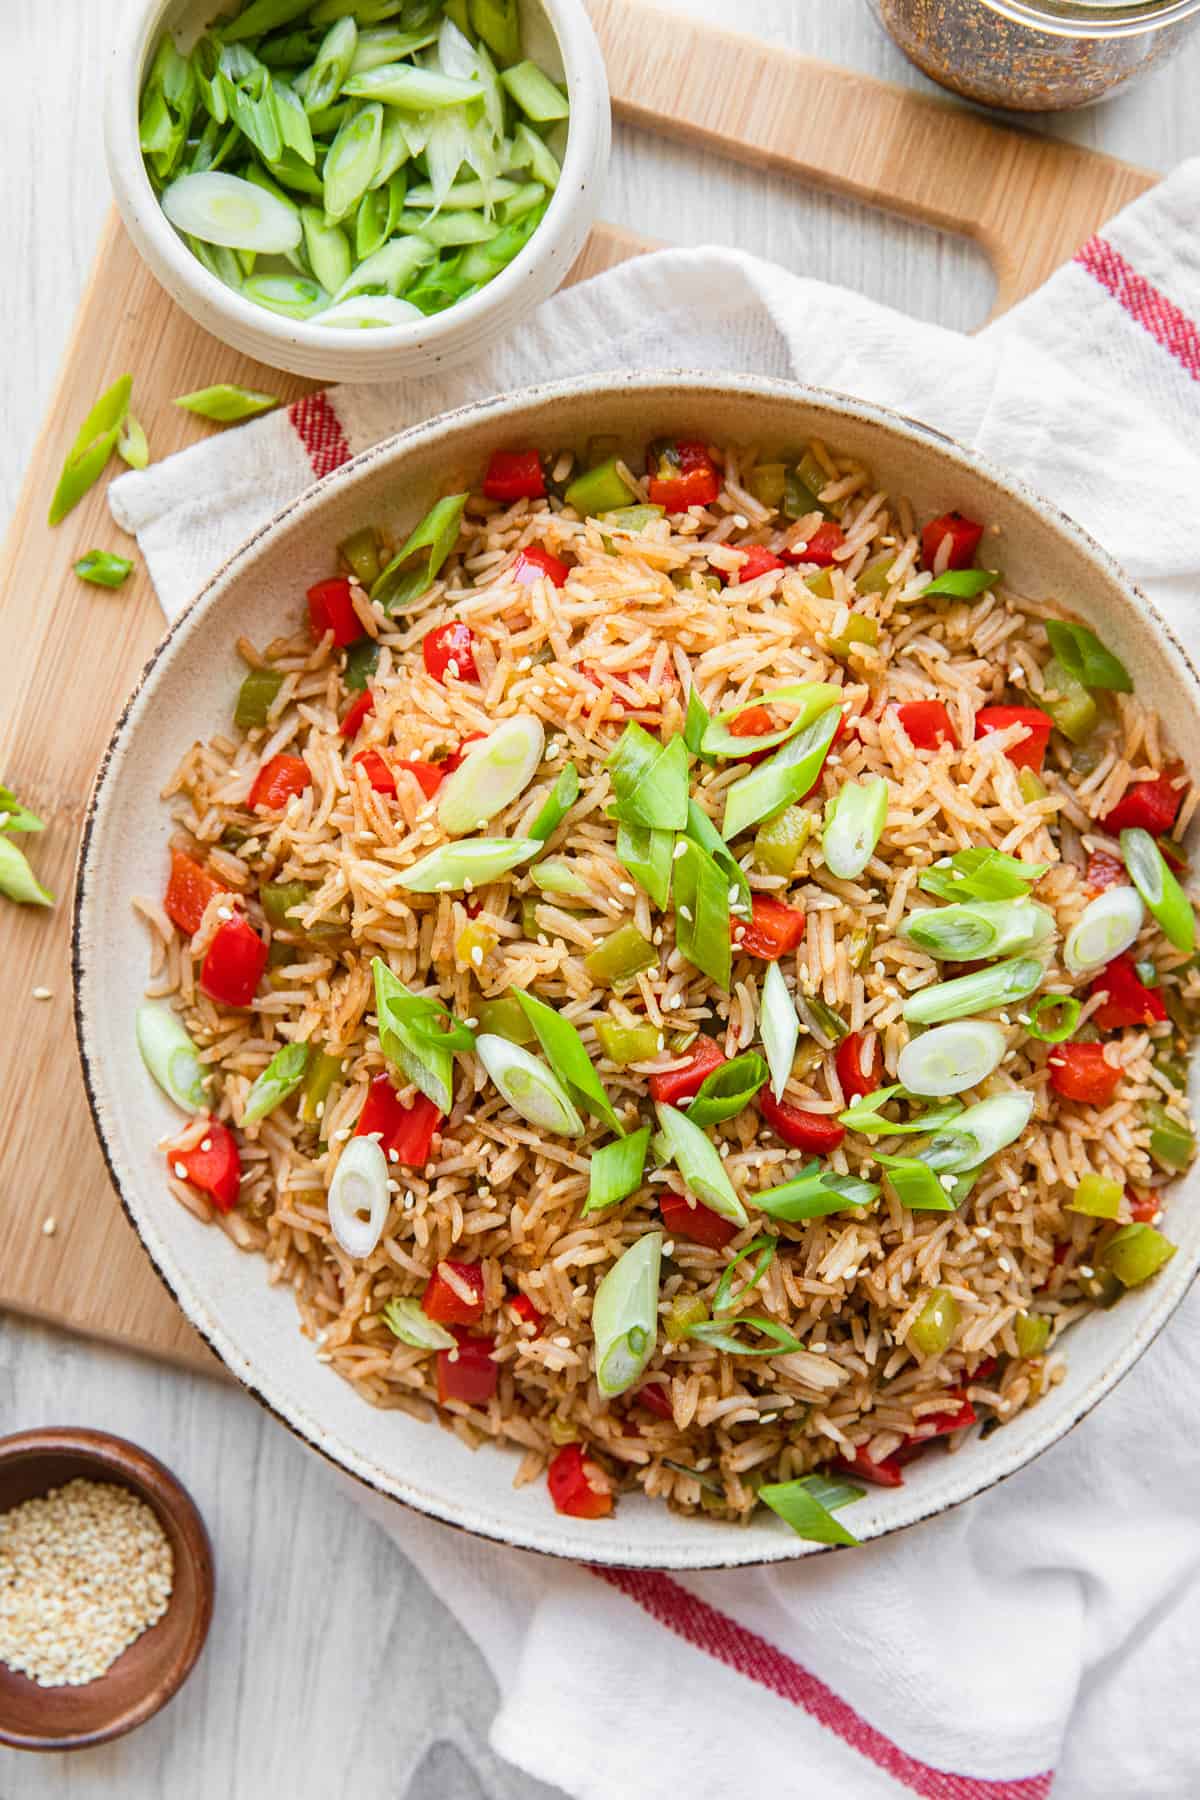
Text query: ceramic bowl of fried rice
74 373 1200 1567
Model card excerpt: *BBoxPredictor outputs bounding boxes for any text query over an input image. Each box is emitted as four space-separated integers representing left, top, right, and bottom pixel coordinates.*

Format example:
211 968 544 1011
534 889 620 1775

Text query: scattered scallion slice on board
1121 827 1195 953
327 1135 390 1258
902 956 1044 1025
760 961 799 1103
822 776 888 880
0 788 45 835
174 384 280 422
897 1020 1007 1097
117 414 150 470
1044 620 1132 693
592 1232 662 1397
437 715 544 835
48 374 132 526
382 1297 455 1351
1063 885 1146 974
759 1473 864 1547
162 171 303 251
584 1127 651 1215
136 1004 207 1111
0 839 53 907
74 551 134 588
654 1103 749 1226
242 1040 310 1125
686 1052 769 1128
514 991 622 1134
476 1034 584 1135
394 837 539 892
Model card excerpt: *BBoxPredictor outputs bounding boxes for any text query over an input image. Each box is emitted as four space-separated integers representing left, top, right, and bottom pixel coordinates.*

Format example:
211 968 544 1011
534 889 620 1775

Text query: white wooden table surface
3 3 1199 1795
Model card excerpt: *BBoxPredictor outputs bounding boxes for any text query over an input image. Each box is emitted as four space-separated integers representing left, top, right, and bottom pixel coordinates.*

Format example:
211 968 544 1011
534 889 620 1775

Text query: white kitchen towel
111 162 1200 1800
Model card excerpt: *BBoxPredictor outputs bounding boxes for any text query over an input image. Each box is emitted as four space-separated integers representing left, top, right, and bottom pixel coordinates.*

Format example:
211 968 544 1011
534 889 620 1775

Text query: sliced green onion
754 806 812 877
608 726 690 832
922 1091 1036 1172
700 683 842 759
395 837 538 892
822 777 888 881
837 1085 964 1135
616 823 674 911
760 961 799 1103
242 1040 309 1125
722 707 842 841
759 1474 863 1547
902 956 1044 1024
909 1288 961 1355
527 762 579 843
476 1033 583 1135
0 837 52 906
162 171 301 251
514 991 622 1134
1068 1173 1122 1219
672 835 732 991
583 923 658 990
174 384 279 422
299 1047 341 1127
339 528 381 591
922 569 999 600
343 64 480 107
683 687 710 756
47 373 132 526
373 957 472 1115
242 273 328 318
0 787 45 835
500 59 569 121
797 993 850 1048
918 846 1047 904
592 1232 662 1397
371 492 467 612
136 1003 207 1111
530 857 591 898
1015 1311 1051 1357
512 120 560 190
301 205 352 294
381 1296 455 1351
1121 827 1195 954
235 668 284 731
221 0 313 44
317 294 423 329
74 551 133 588
1027 994 1081 1043
1101 1222 1176 1287
1044 620 1132 693
117 414 150 470
902 900 1054 960
303 14 359 109
686 1052 768 1129
327 1135 390 1258
654 1103 749 1227
880 1157 957 1212
333 234 434 300
683 1317 807 1357
1063 886 1145 974
684 800 752 921
585 1127 651 1215
897 1020 1007 1097
323 101 384 219
753 1164 878 1221
1146 1101 1194 1171
601 503 664 534
436 716 544 837
711 1235 776 1315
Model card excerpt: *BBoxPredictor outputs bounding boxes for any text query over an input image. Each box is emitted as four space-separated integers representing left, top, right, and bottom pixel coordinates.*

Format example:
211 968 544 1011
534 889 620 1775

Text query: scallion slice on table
514 991 623 1134
722 706 843 840
584 1127 651 1215
654 1103 749 1226
897 1020 1007 1097
382 1297 455 1351
902 900 1054 960
760 961 799 1102
686 1052 769 1128
759 1473 864 1547
395 837 539 892
918 846 1048 904
1121 827 1195 953
327 1135 390 1258
74 551 134 588
822 777 888 882
1044 620 1132 693
117 414 150 470
47 373 132 526
902 955 1044 1025
0 837 52 907
174 384 280 422
136 1004 208 1111
437 715 544 835
1063 885 1146 974
527 761 579 844
242 1040 310 1124
700 682 842 759
752 1164 879 1221
0 787 45 835
592 1231 662 1397
476 1034 584 1135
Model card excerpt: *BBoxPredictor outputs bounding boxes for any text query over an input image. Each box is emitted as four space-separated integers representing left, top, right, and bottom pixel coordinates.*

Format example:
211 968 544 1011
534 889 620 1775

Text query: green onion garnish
476 1033 584 1135
919 1091 1035 1172
711 1234 776 1314
616 822 674 910
722 707 842 841
74 551 134 588
822 777 889 881
902 956 1044 1024
922 568 999 600
1121 827 1195 954
837 1085 964 1135
917 846 1048 904
608 725 690 832
371 492 468 613
437 715 544 836
700 682 842 760
1063 885 1145 974
584 1127 652 1215
654 1103 749 1227
382 1297 456 1351
514 991 623 1134
592 1232 662 1397
529 857 591 898
163 170 303 252
760 961 800 1102
672 836 733 991
527 761 579 844
327 1136 390 1259
48 374 132 526
173 383 281 422
684 687 711 756
373 957 472 1115
1044 620 1132 693
902 900 1054 960
136 1003 207 1111
759 1473 864 1547
500 58 569 122
752 1163 879 1221
685 800 752 921
686 1052 769 1128
395 837 540 892
878 1157 957 1211
1026 994 1081 1043
683 1316 808 1357
242 1040 310 1124
896 1019 1007 1097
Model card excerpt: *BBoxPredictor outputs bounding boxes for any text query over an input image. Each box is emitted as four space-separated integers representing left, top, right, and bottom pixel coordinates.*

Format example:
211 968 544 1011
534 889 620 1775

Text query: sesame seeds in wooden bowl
0 1428 213 1751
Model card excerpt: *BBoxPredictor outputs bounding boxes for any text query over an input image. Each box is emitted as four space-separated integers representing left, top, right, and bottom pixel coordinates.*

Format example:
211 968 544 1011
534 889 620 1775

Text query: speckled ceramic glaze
74 375 1200 1567
104 0 610 382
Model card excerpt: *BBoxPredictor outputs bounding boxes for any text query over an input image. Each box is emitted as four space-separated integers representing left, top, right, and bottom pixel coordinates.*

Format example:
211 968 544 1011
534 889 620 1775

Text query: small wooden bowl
0 1429 213 1751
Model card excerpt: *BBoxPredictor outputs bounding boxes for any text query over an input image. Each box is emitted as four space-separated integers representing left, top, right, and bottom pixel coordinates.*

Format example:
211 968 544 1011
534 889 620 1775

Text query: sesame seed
673 841 688 861
31 987 52 1001
388 1148 399 1164
199 1138 212 1154
173 1161 188 1180
618 882 636 897
1078 1264 1094 1279
471 947 484 967
217 906 233 921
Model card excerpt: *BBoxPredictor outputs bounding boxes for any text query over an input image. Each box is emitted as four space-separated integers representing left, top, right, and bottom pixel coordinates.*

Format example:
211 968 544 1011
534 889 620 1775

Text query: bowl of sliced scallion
106 0 610 380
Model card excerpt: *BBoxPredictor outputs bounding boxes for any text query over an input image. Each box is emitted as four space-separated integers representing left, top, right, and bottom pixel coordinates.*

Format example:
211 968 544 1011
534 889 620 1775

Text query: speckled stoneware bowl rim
73 372 1200 1568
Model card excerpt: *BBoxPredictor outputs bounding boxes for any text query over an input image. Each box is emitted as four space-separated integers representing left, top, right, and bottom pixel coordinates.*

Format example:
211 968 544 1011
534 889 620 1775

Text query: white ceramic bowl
74 374 1200 1567
104 0 610 382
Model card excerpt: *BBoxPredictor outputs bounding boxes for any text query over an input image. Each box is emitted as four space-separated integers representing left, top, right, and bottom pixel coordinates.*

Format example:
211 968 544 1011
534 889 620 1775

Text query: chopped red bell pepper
759 1091 846 1153
354 1071 407 1146
922 511 984 571
791 519 845 567
1128 1187 1161 1224
164 847 226 936
735 893 806 960
658 1185 738 1249
396 759 445 800
1086 850 1127 893
733 545 786 584
483 449 545 502
974 706 1054 773
355 1073 441 1166
437 1330 498 1407
836 1031 883 1101
422 1260 486 1327
833 1444 905 1488
1048 1042 1122 1105
895 700 956 751
339 689 375 739
634 1381 673 1420
167 1117 241 1212
423 620 479 684
353 747 396 795
513 545 569 588
248 753 312 811
1088 955 1167 1031
200 914 268 1009
646 439 721 512
648 1035 726 1105
547 1443 613 1519
727 705 777 766
510 1293 545 1330
906 1397 977 1442
1100 765 1186 836
307 576 362 647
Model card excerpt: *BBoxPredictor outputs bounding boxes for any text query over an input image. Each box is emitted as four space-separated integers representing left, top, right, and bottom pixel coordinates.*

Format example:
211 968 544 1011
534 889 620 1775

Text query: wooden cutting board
0 0 1156 1375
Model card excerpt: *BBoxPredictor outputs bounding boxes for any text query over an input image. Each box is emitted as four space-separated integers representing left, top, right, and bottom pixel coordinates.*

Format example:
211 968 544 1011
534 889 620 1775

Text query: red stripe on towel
1075 237 1200 383
592 1566 1054 1800
288 390 353 479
